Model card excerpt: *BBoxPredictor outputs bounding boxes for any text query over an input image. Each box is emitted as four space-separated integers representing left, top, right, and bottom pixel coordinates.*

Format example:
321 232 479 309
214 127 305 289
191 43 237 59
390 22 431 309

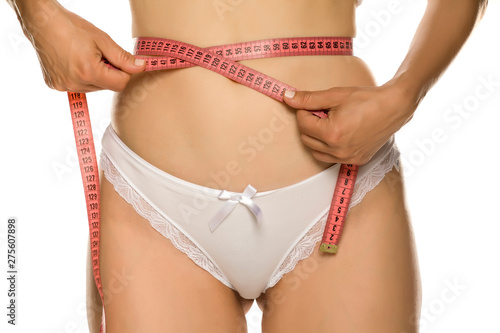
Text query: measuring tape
67 36 357 332
319 163 358 253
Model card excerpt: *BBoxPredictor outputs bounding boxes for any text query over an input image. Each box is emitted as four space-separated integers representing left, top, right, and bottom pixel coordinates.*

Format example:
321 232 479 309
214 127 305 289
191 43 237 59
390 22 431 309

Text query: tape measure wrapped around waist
66 36 358 333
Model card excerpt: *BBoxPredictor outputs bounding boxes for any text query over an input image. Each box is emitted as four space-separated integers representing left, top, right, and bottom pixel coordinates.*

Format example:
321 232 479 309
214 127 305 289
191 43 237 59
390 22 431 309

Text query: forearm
388 0 488 108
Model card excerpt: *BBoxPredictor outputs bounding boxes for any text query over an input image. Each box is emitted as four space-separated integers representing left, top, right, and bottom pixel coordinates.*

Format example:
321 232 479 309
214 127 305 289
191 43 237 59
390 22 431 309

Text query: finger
283 87 346 110
310 150 339 164
299 133 348 163
300 132 331 152
295 109 332 141
94 33 146 74
91 59 132 92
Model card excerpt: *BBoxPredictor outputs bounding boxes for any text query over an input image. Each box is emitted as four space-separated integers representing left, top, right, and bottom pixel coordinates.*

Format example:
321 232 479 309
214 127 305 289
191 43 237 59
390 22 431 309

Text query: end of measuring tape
319 243 338 254
312 110 329 118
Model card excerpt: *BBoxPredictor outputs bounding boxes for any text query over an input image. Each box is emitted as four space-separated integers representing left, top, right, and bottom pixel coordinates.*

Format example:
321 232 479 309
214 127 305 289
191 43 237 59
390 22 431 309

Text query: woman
7 0 487 332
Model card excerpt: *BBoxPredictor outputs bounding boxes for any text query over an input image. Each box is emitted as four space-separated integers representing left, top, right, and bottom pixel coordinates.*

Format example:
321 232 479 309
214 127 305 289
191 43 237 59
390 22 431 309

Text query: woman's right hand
18 0 146 93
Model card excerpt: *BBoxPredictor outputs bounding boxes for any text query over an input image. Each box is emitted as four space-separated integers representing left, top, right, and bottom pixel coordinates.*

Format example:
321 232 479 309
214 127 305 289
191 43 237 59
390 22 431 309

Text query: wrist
15 0 63 37
381 74 423 128
383 72 428 109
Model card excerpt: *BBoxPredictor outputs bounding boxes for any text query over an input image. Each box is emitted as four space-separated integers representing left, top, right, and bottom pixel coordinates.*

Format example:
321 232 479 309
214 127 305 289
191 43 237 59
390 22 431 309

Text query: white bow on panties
208 184 263 232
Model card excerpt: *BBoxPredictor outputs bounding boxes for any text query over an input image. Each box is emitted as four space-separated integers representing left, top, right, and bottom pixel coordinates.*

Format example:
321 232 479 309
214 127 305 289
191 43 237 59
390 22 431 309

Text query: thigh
260 167 421 333
93 168 248 333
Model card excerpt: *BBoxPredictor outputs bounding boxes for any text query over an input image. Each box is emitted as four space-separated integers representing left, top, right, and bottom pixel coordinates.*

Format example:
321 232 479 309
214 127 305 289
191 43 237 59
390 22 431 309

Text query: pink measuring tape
67 36 357 332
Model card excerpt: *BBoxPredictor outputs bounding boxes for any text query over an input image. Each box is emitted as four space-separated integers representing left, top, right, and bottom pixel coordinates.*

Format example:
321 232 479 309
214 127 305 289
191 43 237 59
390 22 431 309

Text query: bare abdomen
110 0 372 192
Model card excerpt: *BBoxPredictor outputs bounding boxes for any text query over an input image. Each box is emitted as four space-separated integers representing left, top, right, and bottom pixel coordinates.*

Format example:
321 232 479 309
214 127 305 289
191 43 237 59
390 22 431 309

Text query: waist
129 0 357 46
110 36 375 191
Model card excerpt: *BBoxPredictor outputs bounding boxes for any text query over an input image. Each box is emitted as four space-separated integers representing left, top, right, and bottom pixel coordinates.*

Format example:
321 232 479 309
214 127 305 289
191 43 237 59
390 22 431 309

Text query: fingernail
135 58 145 66
284 90 295 99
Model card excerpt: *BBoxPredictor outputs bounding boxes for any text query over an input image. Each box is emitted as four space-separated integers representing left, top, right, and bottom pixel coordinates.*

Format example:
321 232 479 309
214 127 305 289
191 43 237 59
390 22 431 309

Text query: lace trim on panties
263 145 400 291
100 145 400 295
100 153 234 290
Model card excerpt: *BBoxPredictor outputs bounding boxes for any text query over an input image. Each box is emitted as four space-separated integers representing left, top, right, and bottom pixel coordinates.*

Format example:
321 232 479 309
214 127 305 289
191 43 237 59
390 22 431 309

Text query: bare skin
98 2 416 328
7 0 487 331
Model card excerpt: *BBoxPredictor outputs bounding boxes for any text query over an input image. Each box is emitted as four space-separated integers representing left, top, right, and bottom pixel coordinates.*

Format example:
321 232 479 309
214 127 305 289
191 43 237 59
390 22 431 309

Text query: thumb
283 88 342 111
95 34 146 74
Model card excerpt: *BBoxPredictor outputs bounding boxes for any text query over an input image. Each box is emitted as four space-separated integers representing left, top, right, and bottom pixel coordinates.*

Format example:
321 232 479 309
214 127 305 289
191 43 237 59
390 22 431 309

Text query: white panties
100 125 400 299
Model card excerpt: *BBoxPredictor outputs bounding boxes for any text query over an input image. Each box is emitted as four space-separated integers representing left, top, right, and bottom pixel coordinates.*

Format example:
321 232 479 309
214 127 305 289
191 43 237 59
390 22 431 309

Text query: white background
1 0 499 332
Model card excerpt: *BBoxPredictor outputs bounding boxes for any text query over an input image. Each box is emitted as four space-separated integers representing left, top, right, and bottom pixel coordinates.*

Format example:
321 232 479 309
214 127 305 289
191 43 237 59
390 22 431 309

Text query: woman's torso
111 0 374 192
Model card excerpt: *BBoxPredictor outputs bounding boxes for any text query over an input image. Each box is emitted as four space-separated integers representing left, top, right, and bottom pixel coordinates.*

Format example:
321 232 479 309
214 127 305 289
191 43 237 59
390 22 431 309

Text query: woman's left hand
283 82 417 165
